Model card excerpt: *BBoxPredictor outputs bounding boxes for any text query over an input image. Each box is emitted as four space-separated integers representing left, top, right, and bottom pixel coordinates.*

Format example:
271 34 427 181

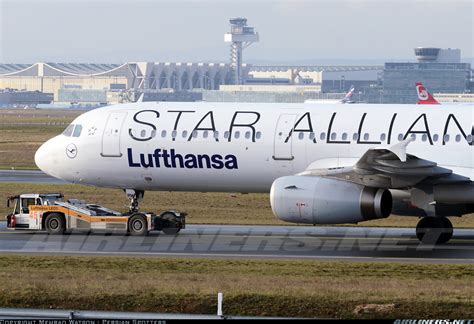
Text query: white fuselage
35 102 474 192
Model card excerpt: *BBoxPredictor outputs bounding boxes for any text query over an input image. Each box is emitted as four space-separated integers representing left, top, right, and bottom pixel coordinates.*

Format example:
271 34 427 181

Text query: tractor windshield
42 195 63 205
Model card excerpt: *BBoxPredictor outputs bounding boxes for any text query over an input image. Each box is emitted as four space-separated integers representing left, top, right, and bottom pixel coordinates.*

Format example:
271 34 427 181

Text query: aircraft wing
299 138 471 189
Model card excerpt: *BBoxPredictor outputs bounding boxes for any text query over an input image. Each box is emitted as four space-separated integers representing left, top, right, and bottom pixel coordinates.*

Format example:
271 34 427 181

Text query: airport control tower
224 18 259 85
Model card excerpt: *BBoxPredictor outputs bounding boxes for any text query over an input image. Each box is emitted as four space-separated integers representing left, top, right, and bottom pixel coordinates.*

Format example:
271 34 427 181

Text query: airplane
416 82 440 105
305 86 356 104
34 101 474 244
416 82 472 106
340 85 356 103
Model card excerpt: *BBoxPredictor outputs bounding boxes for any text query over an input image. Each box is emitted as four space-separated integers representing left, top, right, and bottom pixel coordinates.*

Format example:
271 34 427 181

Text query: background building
0 89 53 107
247 65 382 92
382 48 471 103
0 62 244 104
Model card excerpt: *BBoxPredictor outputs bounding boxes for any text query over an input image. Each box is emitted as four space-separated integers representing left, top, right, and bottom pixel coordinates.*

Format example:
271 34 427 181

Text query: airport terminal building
0 62 243 104
0 48 471 105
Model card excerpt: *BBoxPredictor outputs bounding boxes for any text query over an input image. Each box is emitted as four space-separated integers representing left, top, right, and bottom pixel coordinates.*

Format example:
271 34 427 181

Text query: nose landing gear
123 189 186 235
125 189 144 213
416 217 453 244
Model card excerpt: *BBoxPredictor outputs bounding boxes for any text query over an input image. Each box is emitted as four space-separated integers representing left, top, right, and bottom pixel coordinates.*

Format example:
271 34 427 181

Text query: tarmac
0 222 473 264
0 169 65 184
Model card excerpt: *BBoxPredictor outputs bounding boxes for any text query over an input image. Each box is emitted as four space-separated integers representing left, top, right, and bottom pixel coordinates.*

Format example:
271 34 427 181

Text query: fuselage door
101 112 127 157
273 114 297 160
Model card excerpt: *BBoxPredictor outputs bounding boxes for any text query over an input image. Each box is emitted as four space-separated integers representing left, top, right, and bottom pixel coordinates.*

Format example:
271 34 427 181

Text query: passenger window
433 134 439 142
444 134 450 142
245 131 251 139
467 134 473 144
182 130 188 138
342 133 348 141
224 131 230 139
380 133 386 142
331 133 337 140
62 124 74 137
320 133 326 140
151 130 156 138
171 130 177 138
363 133 369 141
256 131 262 140
203 131 209 139
72 124 82 137
422 134 427 142
309 132 315 140
214 131 219 139
298 132 304 140
140 130 146 137
398 134 404 141
455 135 461 142
192 131 198 138
353 133 359 141
234 131 240 139
161 130 167 138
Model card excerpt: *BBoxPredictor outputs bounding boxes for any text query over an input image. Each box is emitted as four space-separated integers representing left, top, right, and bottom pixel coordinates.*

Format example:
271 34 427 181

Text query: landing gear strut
123 189 186 235
125 189 144 213
416 217 453 244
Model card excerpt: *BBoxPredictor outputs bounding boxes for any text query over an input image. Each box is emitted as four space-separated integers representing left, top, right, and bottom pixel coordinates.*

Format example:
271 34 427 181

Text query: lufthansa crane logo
66 143 78 159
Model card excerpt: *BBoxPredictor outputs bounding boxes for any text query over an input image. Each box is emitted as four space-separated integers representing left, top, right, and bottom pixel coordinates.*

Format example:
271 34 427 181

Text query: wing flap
371 165 451 177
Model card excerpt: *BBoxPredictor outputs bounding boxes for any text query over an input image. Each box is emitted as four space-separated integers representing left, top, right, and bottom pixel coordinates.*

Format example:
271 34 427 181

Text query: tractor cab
6 193 63 228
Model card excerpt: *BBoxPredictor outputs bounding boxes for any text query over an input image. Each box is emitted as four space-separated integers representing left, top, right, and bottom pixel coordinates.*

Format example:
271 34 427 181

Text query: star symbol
88 126 97 136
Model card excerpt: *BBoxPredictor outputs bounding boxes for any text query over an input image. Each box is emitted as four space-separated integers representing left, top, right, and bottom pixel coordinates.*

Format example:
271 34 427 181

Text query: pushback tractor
6 193 185 235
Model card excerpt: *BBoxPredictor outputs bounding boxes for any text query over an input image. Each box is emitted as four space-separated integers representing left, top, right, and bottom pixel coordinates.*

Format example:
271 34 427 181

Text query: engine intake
270 176 392 224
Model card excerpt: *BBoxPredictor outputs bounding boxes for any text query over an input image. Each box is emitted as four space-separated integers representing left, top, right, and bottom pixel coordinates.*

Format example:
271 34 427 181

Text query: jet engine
270 176 392 224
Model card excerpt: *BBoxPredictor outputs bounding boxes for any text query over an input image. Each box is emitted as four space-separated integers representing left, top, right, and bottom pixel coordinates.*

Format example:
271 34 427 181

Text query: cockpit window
62 124 75 137
72 124 83 137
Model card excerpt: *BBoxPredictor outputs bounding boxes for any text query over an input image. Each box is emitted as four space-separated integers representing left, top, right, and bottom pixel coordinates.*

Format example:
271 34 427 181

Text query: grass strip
0 255 472 318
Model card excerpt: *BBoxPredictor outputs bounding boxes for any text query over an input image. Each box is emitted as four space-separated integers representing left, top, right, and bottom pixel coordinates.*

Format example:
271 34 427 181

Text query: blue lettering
140 153 154 168
197 154 211 169
224 155 238 169
153 149 161 167
128 148 141 167
170 149 184 168
184 154 198 169
127 148 238 170
211 154 224 169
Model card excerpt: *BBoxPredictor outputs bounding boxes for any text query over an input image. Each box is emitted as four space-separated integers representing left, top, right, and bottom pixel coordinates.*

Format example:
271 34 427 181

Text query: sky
0 0 472 64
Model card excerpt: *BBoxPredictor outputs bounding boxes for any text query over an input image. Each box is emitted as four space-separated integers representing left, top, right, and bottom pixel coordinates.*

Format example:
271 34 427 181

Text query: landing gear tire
416 217 453 244
128 214 149 236
161 212 182 235
45 213 66 235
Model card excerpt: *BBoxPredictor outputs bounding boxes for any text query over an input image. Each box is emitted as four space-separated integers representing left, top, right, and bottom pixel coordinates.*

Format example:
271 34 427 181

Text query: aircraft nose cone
35 138 63 178
35 140 52 175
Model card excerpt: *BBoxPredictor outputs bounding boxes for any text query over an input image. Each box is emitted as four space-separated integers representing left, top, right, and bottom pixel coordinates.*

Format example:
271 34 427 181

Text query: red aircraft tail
416 82 440 104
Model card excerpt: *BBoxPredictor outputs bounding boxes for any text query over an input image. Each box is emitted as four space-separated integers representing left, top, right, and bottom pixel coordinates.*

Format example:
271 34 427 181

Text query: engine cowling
270 176 392 224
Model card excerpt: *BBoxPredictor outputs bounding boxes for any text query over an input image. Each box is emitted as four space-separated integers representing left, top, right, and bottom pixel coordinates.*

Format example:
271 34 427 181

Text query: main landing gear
416 217 453 244
124 189 186 235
